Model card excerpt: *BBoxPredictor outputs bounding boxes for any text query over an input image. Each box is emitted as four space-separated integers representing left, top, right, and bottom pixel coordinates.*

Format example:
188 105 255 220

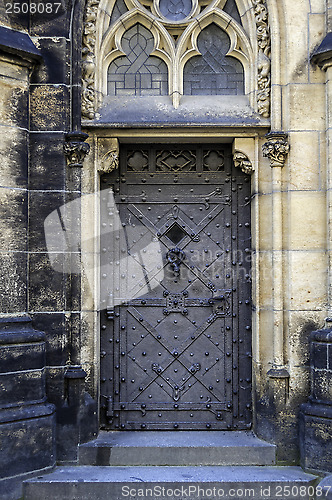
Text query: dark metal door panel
100 145 252 430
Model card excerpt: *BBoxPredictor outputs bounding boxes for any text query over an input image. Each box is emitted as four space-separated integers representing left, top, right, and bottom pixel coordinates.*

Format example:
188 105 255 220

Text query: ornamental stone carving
82 0 100 119
99 150 119 173
262 132 290 167
233 151 254 175
64 132 90 168
252 0 271 118
97 138 120 173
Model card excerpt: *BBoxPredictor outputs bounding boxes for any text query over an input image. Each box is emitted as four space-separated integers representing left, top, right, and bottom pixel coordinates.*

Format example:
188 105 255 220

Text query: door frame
80 127 267 433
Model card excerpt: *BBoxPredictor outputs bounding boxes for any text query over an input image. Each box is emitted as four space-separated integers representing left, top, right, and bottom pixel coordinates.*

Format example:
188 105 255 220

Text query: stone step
78 431 276 466
24 465 318 500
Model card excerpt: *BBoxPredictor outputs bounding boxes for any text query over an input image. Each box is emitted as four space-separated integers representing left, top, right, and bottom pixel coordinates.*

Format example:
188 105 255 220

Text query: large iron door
100 144 252 430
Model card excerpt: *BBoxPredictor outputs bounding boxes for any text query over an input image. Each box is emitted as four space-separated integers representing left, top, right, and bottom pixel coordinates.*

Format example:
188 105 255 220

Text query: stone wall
0 3 96 498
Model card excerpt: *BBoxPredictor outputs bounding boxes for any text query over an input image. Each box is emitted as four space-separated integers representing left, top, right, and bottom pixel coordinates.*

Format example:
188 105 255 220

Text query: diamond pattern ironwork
164 223 187 245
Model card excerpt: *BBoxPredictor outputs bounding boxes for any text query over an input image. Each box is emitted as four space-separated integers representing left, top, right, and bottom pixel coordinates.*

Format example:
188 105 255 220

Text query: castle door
100 144 252 430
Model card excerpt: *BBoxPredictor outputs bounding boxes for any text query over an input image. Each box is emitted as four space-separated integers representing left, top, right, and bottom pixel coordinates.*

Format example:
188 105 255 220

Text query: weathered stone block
29 132 66 190
28 252 67 312
0 74 28 128
29 6 70 38
0 370 46 406
0 127 28 188
0 252 27 313
28 190 65 252
0 10 28 32
288 131 322 191
312 342 329 369
0 404 55 477
0 187 27 252
288 251 327 310
32 313 68 366
300 404 332 473
31 37 70 84
0 316 55 499
0 341 45 374
287 191 326 250
29 84 70 131
286 84 326 130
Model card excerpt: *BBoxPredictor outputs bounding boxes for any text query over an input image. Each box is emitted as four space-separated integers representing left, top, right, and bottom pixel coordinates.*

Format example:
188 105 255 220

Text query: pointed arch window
183 24 245 96
107 23 169 96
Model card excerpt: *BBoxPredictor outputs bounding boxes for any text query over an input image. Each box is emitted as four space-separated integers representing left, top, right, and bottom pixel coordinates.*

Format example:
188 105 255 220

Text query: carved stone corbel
97 138 119 174
64 132 90 168
233 151 254 174
262 132 290 167
232 138 255 175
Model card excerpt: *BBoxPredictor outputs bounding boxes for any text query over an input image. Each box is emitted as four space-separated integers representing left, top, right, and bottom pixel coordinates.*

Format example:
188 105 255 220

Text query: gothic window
107 24 169 96
85 0 257 120
183 24 244 96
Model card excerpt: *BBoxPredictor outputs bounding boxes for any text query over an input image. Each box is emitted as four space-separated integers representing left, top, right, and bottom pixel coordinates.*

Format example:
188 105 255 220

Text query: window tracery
82 0 270 119
183 24 244 95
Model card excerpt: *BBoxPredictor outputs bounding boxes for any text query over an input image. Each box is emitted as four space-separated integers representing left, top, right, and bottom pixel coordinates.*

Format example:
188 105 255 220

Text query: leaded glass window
159 0 192 21
183 24 244 95
107 24 168 96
